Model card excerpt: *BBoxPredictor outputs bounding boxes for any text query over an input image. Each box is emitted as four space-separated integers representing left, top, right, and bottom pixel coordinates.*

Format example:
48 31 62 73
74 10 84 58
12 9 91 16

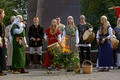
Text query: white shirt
62 29 79 44
96 26 113 40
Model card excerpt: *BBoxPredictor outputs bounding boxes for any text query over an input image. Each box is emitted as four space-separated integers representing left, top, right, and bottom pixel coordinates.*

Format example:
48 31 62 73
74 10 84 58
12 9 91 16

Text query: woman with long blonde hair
44 19 61 74
96 15 114 72
62 16 79 71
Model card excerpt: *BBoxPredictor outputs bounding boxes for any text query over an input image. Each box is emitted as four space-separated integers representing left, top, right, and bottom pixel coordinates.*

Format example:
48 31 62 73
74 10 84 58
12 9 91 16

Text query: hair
16 15 22 19
99 15 109 35
80 15 85 19
56 16 60 19
117 18 120 28
67 16 75 27
11 16 16 21
34 16 39 19
50 19 58 30
0 9 4 22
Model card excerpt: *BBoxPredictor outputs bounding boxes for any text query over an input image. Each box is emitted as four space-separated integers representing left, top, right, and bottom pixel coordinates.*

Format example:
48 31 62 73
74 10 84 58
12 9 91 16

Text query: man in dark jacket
28 16 44 65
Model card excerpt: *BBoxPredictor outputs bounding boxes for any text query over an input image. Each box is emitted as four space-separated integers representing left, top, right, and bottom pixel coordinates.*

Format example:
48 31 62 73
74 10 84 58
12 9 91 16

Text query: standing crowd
0 8 120 76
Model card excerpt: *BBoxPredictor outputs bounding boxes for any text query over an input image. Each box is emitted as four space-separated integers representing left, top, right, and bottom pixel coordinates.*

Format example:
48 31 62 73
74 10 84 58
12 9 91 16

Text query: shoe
20 71 29 73
118 66 120 69
29 61 33 65
18 69 21 72
103 69 109 72
13 71 19 74
98 69 104 72
44 69 52 74
38 61 43 65
0 73 7 76
8 69 12 72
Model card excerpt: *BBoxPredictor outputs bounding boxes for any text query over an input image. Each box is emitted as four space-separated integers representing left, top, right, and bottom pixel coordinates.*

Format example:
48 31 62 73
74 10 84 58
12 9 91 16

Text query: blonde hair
99 15 109 35
50 19 58 29
67 16 75 27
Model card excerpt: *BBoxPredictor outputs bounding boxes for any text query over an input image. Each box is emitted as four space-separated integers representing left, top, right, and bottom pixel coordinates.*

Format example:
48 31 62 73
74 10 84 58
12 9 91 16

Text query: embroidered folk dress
62 26 79 70
10 24 28 69
44 28 61 67
96 26 114 67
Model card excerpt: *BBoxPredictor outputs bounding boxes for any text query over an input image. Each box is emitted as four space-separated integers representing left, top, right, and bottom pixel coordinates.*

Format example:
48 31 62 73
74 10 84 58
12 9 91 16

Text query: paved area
0 68 120 80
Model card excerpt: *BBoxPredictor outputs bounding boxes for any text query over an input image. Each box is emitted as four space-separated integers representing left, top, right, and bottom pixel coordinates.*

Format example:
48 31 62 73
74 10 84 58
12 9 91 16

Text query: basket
82 60 93 74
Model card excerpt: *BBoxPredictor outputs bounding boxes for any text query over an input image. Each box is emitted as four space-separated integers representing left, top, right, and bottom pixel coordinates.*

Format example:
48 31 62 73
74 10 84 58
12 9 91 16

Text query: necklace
50 28 57 35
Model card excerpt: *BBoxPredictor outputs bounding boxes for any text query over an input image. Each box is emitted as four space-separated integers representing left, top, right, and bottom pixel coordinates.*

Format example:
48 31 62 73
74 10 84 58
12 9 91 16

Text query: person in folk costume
9 15 29 74
114 18 120 69
77 15 93 66
44 19 61 74
5 16 16 72
28 16 44 65
56 16 65 36
0 9 7 76
62 16 79 72
96 15 114 72
96 21 115 69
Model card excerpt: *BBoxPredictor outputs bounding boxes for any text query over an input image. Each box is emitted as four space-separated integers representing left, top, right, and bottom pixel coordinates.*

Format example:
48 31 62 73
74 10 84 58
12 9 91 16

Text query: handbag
16 37 25 46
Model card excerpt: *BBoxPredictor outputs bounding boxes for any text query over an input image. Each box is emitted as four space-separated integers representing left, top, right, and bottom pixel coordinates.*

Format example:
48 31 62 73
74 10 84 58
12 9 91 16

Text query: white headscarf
9 18 23 45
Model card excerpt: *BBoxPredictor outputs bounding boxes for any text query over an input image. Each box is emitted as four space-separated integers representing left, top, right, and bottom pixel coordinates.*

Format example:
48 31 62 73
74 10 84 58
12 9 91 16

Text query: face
11 20 14 23
68 18 73 23
101 19 104 24
80 18 85 23
0 11 5 18
33 18 39 23
52 21 57 26
56 18 61 24
118 19 120 24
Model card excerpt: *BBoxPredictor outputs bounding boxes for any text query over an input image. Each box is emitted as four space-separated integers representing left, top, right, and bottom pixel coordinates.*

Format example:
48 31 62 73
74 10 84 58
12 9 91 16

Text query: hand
32 38 36 41
45 39 48 42
0 43 3 48
23 21 26 24
97 39 99 45
5 44 7 49
37 38 40 41
88 29 92 32
101 40 105 44
75 46 78 48
26 47 28 50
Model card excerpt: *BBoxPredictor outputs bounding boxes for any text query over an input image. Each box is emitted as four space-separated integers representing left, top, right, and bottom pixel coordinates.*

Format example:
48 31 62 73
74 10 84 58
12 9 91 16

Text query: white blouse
62 29 79 44
96 26 113 40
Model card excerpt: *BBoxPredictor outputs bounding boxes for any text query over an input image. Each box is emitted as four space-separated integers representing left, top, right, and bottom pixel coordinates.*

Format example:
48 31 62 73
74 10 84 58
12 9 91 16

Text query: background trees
0 0 119 49
79 0 120 49
0 0 28 26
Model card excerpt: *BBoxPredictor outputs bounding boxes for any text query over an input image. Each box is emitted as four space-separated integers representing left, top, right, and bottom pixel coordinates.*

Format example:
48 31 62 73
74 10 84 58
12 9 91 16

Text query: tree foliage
0 0 28 26
79 0 120 49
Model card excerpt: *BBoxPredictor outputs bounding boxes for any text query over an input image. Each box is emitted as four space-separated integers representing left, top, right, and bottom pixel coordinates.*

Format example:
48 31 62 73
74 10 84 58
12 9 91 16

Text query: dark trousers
80 47 91 64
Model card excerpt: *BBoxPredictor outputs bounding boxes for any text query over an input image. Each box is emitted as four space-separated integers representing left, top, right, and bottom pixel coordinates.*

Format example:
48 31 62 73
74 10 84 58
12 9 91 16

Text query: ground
0 68 120 80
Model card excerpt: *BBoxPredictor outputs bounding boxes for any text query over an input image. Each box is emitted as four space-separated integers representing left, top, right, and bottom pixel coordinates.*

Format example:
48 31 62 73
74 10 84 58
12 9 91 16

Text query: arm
75 30 79 44
5 25 10 39
96 30 99 40
62 29 66 38
24 37 28 47
28 26 33 40
13 25 23 34
39 26 44 39
58 34 61 42
107 27 113 39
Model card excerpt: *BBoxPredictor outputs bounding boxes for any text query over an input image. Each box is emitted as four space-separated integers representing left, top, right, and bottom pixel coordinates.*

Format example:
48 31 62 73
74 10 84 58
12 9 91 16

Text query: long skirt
0 39 6 71
98 40 114 67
